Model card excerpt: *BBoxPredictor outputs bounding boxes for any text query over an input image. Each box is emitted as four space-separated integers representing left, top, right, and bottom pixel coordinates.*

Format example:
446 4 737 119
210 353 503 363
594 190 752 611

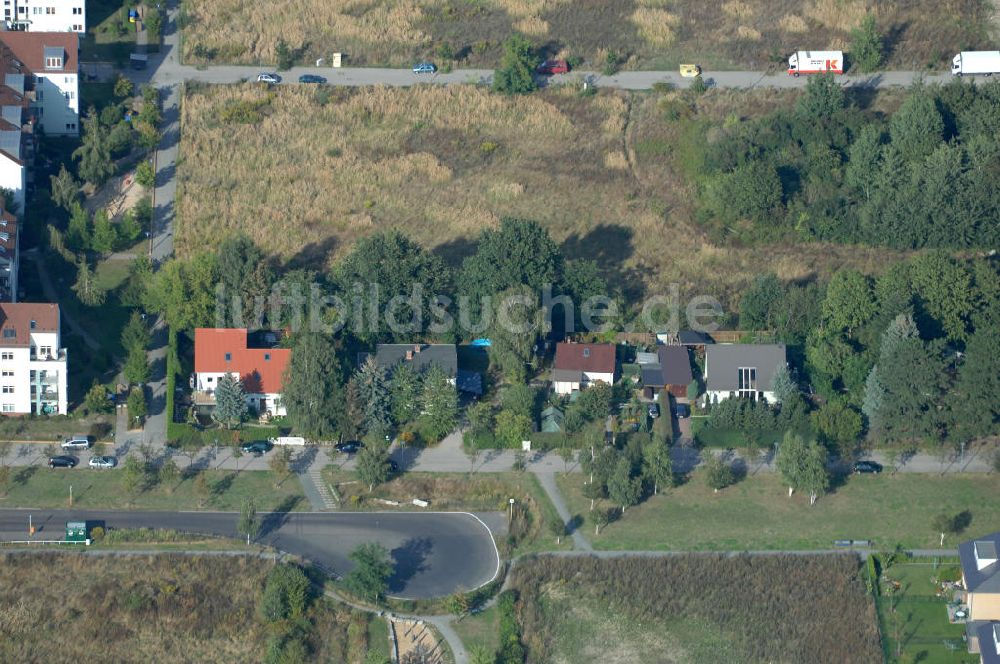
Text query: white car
89 455 117 469
61 436 91 450
257 72 281 84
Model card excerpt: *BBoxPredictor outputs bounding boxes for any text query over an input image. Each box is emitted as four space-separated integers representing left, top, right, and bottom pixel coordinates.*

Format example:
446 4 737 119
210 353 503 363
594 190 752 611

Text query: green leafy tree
49 165 80 211
90 210 116 254
113 74 134 98
260 563 310 621
158 459 179 492
947 325 1000 441
120 254 153 308
738 273 783 330
268 447 293 486
122 455 146 499
421 366 458 441
642 441 673 495
909 251 975 342
812 400 863 453
849 14 883 73
845 125 883 202
84 382 111 414
776 431 829 505
73 260 106 306
822 269 876 337
390 363 422 425
213 373 248 429
889 87 944 162
126 386 146 426
216 233 274 328
344 542 393 603
607 457 642 513
275 38 293 70
66 202 90 252
770 364 798 404
467 400 494 436
121 311 151 354
495 409 532 448
486 286 544 383
501 384 536 419
492 33 538 95
582 479 604 510
73 110 115 185
145 253 219 330
356 442 391 492
356 356 393 437
238 497 259 544
703 454 733 493
796 73 845 119
282 332 345 439
711 161 783 222
135 160 155 188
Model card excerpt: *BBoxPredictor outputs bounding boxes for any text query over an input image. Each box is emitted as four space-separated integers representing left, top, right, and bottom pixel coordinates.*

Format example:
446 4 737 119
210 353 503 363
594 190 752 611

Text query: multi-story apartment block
0 302 68 415
0 31 78 137
0 204 18 301
5 0 85 33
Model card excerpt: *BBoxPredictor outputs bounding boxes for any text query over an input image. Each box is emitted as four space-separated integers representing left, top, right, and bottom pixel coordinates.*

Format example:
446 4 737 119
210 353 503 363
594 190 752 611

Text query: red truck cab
537 60 569 75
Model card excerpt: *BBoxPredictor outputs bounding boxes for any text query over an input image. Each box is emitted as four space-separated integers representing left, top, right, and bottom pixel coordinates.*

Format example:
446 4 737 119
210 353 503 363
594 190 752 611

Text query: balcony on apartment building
29 347 66 362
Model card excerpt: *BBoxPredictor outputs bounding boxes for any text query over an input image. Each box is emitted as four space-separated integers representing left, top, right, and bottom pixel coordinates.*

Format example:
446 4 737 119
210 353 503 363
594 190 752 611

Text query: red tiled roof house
194 328 291 417
551 342 616 395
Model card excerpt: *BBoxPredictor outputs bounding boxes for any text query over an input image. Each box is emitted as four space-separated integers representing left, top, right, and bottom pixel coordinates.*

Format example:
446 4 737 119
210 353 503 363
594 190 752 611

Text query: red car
537 60 569 75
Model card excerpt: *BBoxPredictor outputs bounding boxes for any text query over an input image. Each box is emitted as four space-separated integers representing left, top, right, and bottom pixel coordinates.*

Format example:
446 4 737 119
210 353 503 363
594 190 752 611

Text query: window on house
45 57 62 69
46 7 55 14
2 386 14 394
1 404 13 413
264 353 271 361
0 352 12 361
73 7 82 14
29 320 35 330
39 346 51 357
737 367 758 399
224 353 232 361
36 89 42 101
206 377 213 383
66 123 76 131
1 370 13 377
2 329 14 339
583 348 590 358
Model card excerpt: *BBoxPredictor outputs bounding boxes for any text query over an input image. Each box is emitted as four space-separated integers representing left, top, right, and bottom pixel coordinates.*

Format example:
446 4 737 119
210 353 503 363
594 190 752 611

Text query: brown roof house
641 345 694 398
551 342 616 395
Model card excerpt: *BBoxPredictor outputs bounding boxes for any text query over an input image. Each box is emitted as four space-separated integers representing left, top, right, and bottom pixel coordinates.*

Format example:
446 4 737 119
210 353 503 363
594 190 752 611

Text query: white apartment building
0 205 18 301
0 302 68 415
6 0 85 33
0 31 78 136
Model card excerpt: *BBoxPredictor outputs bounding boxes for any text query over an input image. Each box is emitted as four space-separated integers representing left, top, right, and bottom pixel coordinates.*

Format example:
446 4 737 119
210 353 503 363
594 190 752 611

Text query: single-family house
551 342 616 395
641 345 693 399
961 533 1000 621
976 622 1000 663
704 344 786 404
372 343 457 381
194 328 291 417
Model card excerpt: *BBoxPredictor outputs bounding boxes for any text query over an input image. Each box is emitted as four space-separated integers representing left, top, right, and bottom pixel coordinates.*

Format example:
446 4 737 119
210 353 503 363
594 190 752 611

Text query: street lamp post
509 498 515 523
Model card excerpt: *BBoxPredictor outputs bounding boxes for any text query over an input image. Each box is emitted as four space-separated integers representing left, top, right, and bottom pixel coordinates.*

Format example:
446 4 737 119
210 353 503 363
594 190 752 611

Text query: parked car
48 455 78 468
648 403 660 419
257 72 281 84
853 460 883 474
537 59 569 75
335 440 363 454
61 436 91 450
674 403 691 419
240 440 274 457
412 62 437 74
679 64 701 78
298 74 327 84
89 455 117 469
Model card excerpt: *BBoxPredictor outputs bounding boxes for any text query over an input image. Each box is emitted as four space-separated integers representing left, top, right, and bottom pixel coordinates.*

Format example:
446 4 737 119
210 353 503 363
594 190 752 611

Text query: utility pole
508 498 515 523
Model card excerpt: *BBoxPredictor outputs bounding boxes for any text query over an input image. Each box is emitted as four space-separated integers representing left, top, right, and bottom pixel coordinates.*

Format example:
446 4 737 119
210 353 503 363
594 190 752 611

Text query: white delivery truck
787 50 844 76
952 51 1000 76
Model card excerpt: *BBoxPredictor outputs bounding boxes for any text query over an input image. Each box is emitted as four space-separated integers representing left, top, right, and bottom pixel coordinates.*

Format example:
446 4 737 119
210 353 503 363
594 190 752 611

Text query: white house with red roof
551 342 617 395
0 302 67 415
194 328 291 418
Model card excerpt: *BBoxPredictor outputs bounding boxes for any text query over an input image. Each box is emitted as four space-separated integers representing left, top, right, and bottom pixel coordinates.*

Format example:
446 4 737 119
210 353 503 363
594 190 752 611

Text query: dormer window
264 353 271 361
2 328 14 339
43 47 64 70
29 320 35 330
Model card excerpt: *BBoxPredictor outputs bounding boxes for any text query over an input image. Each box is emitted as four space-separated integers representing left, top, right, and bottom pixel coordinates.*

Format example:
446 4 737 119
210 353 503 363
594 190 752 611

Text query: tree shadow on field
284 236 339 272
560 224 644 300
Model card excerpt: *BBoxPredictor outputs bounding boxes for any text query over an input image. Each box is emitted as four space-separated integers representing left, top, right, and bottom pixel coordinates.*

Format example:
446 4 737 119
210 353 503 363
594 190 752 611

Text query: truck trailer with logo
787 50 844 76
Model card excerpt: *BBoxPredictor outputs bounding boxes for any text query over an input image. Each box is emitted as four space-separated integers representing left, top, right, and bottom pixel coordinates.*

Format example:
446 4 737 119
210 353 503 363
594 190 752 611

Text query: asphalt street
0 508 500 599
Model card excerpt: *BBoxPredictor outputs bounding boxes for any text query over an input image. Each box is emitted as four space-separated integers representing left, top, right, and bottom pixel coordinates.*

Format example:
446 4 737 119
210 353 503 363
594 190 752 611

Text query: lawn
179 0 991 70
0 467 306 512
556 471 1000 551
878 561 975 664
0 553 388 662
0 414 114 442
452 605 500 657
79 0 139 63
177 83 901 307
508 554 880 663
322 468 569 555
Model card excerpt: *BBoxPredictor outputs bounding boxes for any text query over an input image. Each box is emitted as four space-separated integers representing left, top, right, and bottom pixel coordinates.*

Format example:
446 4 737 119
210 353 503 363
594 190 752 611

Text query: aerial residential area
0 1 999 663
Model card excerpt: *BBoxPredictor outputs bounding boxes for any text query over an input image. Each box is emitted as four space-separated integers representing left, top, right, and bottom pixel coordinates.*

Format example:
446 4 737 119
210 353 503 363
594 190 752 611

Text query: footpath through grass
557 471 1000 551
0 467 305 512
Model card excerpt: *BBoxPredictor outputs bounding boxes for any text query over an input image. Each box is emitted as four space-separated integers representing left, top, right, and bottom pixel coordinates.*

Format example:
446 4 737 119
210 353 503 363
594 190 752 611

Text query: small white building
551 342 617 395
704 344 786 405
0 31 79 136
6 0 85 33
194 328 291 418
0 302 68 415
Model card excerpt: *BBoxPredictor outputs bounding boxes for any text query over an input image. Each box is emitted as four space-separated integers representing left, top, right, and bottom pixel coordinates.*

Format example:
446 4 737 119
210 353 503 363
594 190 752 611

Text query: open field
0 467 305 512
556 472 1000 551
323 468 567 554
507 554 880 663
177 83 903 306
0 553 389 662
180 0 994 70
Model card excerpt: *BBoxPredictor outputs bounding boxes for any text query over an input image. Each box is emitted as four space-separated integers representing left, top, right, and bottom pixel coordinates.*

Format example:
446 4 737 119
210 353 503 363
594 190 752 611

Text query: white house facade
0 31 79 136
551 342 617 395
0 302 68 415
6 0 85 33
704 344 787 405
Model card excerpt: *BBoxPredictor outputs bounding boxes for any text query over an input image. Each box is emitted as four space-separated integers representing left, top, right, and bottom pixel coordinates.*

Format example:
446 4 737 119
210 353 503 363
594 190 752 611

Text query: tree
812 400 863 452
849 14 883 73
494 409 532 449
121 311 151 354
548 518 566 544
845 125 883 202
238 497 259 544
909 251 975 342
642 441 673 495
421 366 458 442
889 87 944 163
558 445 575 472
122 455 146 499
73 110 114 185
501 384 536 419
344 542 393 603
216 233 273 328
776 431 829 505
193 472 211 507
703 454 733 493
466 400 494 436
49 165 80 211
135 160 155 188
591 507 610 535
213 373 248 429
90 210 116 254
145 253 219 330
573 382 612 422
469 645 495 664
711 161 783 222
739 273 783 330
269 447 293 485
84 382 111 414
822 269 876 337
948 325 1000 441
390 364 422 425
448 589 471 620
65 202 91 252
486 286 544 383
113 74 134 98
260 563 310 621
282 332 344 439
464 441 480 475
796 73 845 119
770 364 798 405
126 386 146 426
492 33 538 95
356 443 391 491
931 512 968 547
607 457 641 513
582 480 604 510
275 38 293 70
356 356 392 437
73 261 106 306
158 459 180 492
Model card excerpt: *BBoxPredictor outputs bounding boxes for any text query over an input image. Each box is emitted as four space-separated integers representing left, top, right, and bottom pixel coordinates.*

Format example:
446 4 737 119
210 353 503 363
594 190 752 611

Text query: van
61 436 91 450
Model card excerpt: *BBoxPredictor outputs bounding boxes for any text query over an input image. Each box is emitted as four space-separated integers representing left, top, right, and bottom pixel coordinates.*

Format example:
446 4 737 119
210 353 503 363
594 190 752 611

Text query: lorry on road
952 51 1000 76
787 50 843 76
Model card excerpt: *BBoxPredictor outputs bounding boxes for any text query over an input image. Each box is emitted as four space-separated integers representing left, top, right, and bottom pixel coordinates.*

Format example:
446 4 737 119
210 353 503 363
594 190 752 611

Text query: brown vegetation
180 0 992 69
508 554 881 663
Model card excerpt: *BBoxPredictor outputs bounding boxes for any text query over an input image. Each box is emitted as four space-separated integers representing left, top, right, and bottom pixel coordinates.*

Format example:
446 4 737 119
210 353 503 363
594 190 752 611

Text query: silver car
89 455 117 469
257 72 281 84
61 436 91 450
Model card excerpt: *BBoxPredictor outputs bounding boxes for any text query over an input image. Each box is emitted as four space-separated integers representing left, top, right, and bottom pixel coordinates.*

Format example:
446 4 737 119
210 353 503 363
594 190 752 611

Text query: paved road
0 508 500 599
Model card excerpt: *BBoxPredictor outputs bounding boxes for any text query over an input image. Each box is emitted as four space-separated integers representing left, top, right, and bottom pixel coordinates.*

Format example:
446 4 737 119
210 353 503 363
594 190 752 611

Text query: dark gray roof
43 46 64 61
978 622 1000 664
658 346 693 386
641 365 665 387
373 344 457 378
4 74 24 94
705 344 786 392
1 106 21 127
959 532 1000 594
551 368 584 383
678 330 713 346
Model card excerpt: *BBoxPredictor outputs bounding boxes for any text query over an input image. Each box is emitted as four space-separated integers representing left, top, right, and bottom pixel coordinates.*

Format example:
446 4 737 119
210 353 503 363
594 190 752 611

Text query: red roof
0 32 78 74
194 328 291 395
553 342 615 374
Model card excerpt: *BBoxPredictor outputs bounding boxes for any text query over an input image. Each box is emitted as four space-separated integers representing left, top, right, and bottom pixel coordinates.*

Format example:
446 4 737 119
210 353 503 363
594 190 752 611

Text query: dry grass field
179 0 993 69
0 553 389 663
177 83 903 307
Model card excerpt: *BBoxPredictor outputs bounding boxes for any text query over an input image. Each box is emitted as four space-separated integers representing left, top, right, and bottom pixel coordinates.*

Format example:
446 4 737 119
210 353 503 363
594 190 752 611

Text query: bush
260 563 311 622
493 34 538 95
849 14 883 73
135 160 155 188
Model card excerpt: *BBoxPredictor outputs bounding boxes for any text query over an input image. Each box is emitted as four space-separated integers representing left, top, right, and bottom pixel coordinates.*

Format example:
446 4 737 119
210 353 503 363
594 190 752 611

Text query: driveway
0 508 500 599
